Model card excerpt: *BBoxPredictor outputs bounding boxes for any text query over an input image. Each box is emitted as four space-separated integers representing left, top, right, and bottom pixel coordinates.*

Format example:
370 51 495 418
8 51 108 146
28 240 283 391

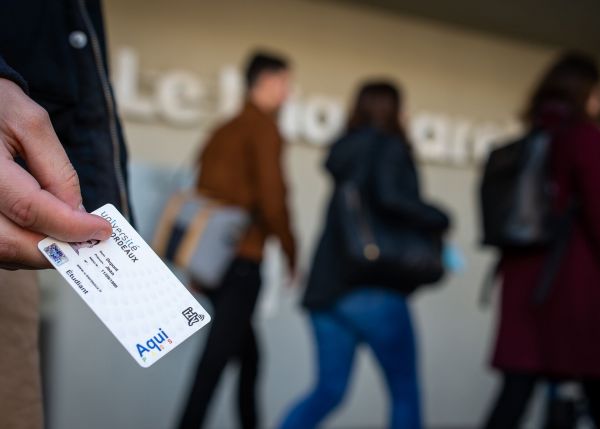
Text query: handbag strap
532 200 577 304
479 257 501 308
174 204 218 267
153 192 189 256
153 191 222 255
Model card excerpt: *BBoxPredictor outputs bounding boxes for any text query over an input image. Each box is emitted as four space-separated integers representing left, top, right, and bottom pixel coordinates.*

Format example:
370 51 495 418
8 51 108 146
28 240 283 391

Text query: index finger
10 100 83 208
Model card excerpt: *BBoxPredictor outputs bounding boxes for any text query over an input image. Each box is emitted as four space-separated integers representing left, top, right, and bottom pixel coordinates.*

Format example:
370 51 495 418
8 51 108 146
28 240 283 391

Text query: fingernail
78 204 87 213
92 229 111 241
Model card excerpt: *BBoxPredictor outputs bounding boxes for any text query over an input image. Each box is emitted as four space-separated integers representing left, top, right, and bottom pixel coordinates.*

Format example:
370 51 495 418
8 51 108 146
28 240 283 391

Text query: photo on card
69 239 101 255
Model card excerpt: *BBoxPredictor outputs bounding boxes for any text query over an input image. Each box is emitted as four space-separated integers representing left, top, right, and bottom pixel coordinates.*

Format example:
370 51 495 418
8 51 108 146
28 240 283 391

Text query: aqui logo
136 328 173 362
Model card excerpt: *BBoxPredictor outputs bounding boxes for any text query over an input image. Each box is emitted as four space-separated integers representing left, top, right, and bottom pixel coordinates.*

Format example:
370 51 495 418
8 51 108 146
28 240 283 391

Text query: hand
0 79 112 269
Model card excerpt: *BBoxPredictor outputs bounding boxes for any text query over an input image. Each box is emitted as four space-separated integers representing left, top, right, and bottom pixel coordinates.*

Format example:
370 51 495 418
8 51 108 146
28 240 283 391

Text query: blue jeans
279 288 422 429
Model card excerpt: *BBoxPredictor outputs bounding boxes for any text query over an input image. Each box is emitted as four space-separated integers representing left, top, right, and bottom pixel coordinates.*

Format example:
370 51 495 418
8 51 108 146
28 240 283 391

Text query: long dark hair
347 81 408 142
524 52 599 124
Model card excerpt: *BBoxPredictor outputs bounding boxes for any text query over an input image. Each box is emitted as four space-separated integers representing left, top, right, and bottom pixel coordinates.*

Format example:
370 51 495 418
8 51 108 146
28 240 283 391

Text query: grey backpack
153 192 250 288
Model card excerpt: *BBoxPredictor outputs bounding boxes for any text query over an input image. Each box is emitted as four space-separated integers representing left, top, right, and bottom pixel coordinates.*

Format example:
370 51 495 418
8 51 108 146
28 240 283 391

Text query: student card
38 204 211 368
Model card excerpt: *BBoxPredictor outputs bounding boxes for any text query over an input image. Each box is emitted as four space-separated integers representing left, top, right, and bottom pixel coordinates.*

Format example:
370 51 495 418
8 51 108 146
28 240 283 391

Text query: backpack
480 130 555 248
479 129 576 304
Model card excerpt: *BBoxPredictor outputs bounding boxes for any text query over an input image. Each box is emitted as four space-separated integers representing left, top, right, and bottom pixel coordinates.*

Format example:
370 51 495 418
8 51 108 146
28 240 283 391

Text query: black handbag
337 139 446 292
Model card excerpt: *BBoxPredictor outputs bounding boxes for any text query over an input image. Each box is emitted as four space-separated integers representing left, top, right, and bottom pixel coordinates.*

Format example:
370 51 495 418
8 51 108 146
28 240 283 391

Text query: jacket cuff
0 55 28 94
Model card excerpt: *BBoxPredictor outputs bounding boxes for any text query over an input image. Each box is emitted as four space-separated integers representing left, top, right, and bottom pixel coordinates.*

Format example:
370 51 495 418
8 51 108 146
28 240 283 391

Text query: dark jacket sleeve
0 54 28 93
374 140 450 231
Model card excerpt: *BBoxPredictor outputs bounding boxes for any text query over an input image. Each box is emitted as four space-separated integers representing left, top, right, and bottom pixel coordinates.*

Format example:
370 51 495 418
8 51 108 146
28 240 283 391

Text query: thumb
0 157 112 242
6 87 84 209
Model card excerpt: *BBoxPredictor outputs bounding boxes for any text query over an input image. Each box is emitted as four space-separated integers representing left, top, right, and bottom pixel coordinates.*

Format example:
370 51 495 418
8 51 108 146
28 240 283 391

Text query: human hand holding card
38 204 211 368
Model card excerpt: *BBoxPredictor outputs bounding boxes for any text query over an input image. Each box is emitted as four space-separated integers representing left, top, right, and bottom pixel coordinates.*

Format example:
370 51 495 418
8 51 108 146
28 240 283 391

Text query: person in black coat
279 81 449 429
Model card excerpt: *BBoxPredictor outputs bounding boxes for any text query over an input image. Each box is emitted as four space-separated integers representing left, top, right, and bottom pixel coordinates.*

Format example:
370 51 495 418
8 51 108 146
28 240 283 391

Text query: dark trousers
178 259 262 429
483 372 600 429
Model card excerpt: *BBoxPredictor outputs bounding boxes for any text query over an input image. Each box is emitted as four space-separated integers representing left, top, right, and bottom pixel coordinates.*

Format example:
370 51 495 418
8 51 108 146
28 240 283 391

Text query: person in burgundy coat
483 53 600 428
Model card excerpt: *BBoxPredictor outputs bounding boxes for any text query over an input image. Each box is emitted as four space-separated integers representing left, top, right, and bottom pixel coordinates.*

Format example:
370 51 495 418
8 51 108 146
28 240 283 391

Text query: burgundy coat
492 118 600 379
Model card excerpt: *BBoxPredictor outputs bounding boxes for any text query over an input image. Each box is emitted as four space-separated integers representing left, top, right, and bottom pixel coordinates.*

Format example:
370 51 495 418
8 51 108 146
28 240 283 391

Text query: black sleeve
374 140 450 231
0 54 28 93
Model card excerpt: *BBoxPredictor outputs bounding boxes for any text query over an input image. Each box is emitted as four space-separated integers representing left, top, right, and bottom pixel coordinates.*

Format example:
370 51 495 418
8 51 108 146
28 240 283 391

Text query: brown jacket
196 102 296 268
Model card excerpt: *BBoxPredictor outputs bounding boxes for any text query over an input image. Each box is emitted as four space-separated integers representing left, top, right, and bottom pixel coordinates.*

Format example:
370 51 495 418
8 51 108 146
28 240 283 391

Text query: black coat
302 128 449 310
0 0 132 219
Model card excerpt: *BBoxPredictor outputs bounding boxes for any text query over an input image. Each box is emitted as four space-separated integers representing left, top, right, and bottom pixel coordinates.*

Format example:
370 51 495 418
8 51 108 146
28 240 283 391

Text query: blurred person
177 51 297 429
482 53 600 429
278 82 449 429
0 1 132 427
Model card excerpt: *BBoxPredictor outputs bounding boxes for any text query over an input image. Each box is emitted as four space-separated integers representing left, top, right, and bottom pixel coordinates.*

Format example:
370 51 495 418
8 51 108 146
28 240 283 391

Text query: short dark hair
524 51 599 124
244 51 289 89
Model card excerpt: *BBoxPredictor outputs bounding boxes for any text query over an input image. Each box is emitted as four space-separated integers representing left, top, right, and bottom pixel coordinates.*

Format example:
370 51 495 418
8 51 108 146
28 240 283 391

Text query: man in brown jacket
178 51 297 429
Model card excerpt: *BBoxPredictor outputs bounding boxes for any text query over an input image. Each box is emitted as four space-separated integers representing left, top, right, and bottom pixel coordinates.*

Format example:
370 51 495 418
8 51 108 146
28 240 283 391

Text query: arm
251 122 297 272
374 140 450 231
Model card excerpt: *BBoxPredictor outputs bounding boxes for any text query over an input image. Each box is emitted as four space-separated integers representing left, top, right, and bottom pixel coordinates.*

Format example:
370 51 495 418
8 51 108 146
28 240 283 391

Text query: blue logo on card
136 328 173 361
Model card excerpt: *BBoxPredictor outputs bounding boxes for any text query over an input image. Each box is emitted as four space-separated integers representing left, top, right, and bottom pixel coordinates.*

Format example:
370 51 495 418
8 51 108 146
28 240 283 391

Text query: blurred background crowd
2 0 600 428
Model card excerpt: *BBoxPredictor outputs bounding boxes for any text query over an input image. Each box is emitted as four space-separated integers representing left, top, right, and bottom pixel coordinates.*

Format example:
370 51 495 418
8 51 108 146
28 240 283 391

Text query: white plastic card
38 204 211 368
